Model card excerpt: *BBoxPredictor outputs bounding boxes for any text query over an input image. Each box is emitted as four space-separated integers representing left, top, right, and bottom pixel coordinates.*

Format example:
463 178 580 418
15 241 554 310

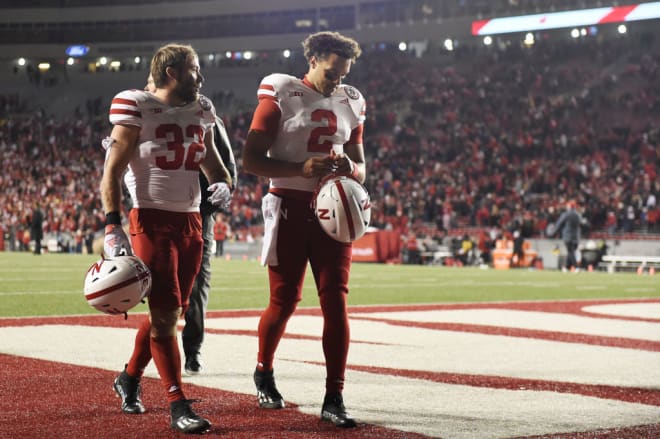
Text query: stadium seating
1 30 658 258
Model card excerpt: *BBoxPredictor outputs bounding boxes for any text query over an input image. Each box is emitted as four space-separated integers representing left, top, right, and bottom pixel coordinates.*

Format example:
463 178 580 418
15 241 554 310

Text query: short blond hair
150 43 198 88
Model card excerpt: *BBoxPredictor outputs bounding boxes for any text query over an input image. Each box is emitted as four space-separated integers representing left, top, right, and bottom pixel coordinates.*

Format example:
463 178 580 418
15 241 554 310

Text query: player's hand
302 155 337 178
104 224 133 257
207 182 232 210
330 151 357 177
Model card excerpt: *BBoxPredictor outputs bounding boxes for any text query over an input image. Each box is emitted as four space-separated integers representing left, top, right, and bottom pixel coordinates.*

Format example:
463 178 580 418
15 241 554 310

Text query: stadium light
17 57 26 66
282 49 291 58
243 51 253 60
225 51 232 59
483 36 493 46
99 57 108 65
571 28 580 38
443 38 454 51
618 24 627 34
524 32 535 46
398 41 407 51
134 56 141 64
37 62 50 71
66 57 75 66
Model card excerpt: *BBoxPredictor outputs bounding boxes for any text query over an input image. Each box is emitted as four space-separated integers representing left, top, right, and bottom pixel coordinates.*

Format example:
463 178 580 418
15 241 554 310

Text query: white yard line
1 310 659 438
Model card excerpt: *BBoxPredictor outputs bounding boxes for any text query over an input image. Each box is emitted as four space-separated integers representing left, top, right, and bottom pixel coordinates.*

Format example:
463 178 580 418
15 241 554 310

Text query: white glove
207 182 232 210
104 224 133 257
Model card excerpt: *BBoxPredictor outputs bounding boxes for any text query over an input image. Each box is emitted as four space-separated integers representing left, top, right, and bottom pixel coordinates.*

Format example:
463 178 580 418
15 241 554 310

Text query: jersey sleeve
347 89 366 145
109 90 143 127
250 74 284 138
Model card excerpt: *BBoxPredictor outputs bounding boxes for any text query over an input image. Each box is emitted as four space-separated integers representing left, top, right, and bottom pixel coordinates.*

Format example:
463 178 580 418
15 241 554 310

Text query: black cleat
113 366 145 414
253 368 285 409
185 354 203 376
321 393 357 428
170 399 211 435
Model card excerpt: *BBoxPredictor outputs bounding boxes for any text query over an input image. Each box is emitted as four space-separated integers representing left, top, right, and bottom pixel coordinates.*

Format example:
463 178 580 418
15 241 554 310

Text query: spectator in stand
509 229 525 268
30 202 44 255
213 212 230 257
553 200 582 272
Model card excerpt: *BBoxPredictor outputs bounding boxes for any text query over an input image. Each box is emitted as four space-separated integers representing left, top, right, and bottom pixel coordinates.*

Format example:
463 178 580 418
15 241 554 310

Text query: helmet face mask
313 176 371 243
83 256 151 315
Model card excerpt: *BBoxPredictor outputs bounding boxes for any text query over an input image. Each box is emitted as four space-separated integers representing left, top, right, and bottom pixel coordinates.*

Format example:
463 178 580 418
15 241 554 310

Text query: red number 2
154 124 204 170
307 109 337 153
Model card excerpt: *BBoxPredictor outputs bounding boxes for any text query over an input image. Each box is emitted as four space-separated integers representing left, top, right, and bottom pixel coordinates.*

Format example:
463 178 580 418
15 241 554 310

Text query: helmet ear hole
83 256 151 315
313 176 371 243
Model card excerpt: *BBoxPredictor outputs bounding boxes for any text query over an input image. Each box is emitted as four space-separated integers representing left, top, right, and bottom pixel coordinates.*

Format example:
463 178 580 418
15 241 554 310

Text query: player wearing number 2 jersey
243 31 365 428
101 43 232 435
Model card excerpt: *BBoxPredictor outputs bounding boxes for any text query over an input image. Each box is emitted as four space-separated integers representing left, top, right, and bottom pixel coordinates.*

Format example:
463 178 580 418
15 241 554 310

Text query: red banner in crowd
352 230 401 263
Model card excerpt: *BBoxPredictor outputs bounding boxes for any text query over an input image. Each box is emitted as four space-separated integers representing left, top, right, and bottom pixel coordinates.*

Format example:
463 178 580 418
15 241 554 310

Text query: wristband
105 211 121 226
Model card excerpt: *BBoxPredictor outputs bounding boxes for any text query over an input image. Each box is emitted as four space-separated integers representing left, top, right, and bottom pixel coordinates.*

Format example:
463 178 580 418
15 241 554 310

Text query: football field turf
1 252 658 317
0 252 658 438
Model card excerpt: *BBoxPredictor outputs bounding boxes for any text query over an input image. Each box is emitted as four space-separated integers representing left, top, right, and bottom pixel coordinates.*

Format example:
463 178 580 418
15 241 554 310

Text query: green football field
0 252 658 318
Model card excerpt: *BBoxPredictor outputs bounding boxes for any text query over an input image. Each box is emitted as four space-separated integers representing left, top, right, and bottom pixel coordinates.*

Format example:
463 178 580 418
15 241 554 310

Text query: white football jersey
257 73 366 192
108 90 216 212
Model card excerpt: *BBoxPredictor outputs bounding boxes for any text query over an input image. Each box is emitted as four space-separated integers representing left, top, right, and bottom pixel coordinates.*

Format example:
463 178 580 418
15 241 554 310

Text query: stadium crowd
1 34 658 254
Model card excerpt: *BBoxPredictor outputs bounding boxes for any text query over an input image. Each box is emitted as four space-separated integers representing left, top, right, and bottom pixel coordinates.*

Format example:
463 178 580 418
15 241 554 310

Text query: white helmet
313 175 371 243
83 256 151 315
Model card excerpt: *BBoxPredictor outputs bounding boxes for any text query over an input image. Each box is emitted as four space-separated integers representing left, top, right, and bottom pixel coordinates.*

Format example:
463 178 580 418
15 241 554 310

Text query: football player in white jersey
243 31 365 428
101 43 232 435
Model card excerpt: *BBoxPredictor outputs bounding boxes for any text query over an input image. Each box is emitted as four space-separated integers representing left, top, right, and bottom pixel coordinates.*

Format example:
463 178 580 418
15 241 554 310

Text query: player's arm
243 99 334 178
329 120 366 183
100 123 138 257
214 117 237 185
341 142 366 183
101 124 139 215
200 127 232 188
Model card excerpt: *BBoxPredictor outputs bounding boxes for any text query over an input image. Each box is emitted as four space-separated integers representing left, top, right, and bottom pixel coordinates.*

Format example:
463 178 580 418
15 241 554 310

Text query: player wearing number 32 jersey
109 89 216 212
101 44 232 435
243 31 366 429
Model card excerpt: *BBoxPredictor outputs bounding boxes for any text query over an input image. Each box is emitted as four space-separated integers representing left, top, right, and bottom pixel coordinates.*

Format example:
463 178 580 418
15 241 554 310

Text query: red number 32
154 124 205 170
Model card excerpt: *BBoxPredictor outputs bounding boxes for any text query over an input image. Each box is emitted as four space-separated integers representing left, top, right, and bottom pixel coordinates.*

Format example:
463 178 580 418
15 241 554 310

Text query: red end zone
0 299 658 438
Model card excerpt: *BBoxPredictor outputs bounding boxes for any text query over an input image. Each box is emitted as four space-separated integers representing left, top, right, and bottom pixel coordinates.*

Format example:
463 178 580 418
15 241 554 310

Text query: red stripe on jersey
598 5 636 23
259 84 275 92
112 97 137 106
110 109 142 117
257 95 278 102
335 179 356 241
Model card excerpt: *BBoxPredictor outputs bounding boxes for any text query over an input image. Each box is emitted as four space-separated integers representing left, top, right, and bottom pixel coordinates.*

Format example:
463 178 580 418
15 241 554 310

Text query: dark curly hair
302 31 362 62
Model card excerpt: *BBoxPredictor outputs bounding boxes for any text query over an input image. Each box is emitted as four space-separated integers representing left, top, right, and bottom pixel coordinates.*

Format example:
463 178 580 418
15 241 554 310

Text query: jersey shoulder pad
258 73 298 100
339 84 364 102
109 89 149 126
198 94 216 124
